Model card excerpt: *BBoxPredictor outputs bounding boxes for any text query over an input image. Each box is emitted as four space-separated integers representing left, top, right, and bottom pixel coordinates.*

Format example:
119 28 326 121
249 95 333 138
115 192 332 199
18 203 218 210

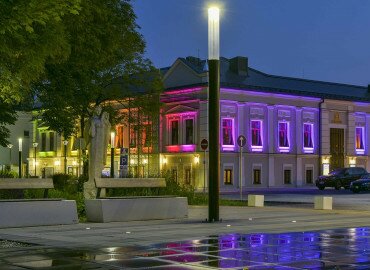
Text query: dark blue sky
133 0 370 86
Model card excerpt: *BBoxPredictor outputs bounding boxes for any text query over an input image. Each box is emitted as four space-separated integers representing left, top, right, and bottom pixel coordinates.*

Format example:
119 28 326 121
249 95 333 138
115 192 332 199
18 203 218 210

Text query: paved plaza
1 201 370 269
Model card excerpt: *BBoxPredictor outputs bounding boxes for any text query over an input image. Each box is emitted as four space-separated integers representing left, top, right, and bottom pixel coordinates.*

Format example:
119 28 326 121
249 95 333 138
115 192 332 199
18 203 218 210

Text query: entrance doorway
330 128 344 170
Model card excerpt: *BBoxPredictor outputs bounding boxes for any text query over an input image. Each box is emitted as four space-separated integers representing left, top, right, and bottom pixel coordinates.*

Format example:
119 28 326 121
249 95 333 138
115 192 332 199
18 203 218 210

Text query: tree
34 0 156 139
0 0 81 103
0 99 17 147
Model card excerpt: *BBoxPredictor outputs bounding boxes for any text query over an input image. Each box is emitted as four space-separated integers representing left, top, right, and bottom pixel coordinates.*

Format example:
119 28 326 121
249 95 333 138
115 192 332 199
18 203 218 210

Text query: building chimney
230 56 248 76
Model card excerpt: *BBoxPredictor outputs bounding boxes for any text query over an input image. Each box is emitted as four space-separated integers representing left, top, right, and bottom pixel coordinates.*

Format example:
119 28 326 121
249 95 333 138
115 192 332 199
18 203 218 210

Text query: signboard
119 148 128 177
201 139 208 150
120 148 128 166
237 135 246 147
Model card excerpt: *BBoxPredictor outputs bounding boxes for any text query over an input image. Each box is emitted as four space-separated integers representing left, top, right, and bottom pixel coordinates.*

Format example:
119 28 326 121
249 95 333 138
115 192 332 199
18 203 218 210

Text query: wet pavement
1 204 370 269
2 227 370 269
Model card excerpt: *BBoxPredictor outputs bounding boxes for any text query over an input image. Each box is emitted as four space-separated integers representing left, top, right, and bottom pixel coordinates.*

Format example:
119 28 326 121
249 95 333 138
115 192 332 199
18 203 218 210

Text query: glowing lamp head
18 138 22 151
208 6 220 60
208 7 219 21
110 131 115 148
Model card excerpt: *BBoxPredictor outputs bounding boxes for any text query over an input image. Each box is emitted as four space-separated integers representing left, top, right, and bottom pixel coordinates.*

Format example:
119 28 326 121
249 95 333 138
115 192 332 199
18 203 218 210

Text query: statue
83 106 111 199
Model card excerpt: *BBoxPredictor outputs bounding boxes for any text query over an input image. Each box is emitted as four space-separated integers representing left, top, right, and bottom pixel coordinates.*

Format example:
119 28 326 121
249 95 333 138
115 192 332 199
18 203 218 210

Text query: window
185 166 191 185
222 118 234 146
23 130 30 138
116 126 124 148
278 122 290 151
356 127 365 154
284 169 291 184
171 167 178 182
170 120 179 145
253 169 261 184
224 169 233 185
306 169 313 184
303 123 314 152
251 120 263 151
41 133 46 151
49 132 54 151
144 125 152 147
129 126 137 148
185 119 194 144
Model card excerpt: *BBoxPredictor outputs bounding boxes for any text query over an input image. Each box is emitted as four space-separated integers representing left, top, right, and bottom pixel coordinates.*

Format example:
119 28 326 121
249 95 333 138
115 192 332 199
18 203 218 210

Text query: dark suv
315 167 368 190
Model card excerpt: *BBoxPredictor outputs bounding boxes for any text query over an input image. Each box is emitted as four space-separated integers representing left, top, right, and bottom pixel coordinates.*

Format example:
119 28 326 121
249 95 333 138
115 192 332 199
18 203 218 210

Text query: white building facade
160 56 370 191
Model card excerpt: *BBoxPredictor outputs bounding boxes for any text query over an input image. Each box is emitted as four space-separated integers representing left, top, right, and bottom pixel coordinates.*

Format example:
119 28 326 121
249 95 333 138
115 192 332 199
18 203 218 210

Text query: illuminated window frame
355 126 365 155
278 121 290 153
170 119 179 145
303 123 314 153
250 120 263 152
221 117 235 151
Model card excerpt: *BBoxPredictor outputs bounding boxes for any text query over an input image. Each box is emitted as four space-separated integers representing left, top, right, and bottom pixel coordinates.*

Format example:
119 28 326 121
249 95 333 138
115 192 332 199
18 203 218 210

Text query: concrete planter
0 200 78 228
85 196 188 222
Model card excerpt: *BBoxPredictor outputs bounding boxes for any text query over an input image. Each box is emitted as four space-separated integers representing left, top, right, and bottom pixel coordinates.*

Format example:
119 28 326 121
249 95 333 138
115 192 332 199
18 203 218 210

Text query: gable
163 60 204 88
165 104 197 115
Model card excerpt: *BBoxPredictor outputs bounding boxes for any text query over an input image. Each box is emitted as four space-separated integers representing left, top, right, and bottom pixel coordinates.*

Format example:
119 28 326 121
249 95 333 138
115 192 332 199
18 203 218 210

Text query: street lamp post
32 142 38 177
18 138 22 177
208 6 220 222
7 144 13 169
110 132 115 178
63 140 69 174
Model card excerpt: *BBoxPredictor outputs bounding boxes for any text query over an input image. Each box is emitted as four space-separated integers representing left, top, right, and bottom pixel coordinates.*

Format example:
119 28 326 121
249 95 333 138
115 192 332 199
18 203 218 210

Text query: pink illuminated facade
159 56 370 191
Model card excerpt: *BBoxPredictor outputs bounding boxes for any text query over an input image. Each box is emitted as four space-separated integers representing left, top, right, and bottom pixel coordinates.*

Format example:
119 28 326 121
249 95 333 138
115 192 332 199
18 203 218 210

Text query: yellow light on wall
322 156 330 164
143 159 148 164
162 157 167 165
349 157 356 167
54 160 60 166
194 155 200 164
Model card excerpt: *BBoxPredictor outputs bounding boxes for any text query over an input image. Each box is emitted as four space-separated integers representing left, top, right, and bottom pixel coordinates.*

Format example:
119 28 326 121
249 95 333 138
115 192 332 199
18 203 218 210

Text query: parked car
315 167 368 190
350 173 370 193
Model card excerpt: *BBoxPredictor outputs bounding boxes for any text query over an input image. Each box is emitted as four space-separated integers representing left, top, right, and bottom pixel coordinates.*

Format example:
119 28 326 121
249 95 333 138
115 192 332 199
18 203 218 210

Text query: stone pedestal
85 197 188 222
0 200 78 228
248 195 264 207
314 196 332 210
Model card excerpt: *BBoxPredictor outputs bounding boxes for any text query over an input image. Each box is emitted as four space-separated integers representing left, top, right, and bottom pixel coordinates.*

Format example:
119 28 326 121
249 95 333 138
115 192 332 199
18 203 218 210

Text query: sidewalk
1 205 370 269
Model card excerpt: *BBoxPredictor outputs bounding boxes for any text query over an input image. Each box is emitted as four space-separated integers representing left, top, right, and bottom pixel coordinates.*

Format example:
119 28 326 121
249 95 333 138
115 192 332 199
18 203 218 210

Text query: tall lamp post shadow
208 6 220 222
33 142 38 177
63 140 69 174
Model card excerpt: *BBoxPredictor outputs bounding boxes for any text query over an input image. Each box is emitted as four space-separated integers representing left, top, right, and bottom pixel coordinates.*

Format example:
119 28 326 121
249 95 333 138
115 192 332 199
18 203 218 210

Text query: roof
163 56 370 102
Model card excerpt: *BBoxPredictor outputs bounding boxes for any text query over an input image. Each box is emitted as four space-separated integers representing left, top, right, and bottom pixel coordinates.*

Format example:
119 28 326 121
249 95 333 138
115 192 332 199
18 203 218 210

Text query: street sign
237 135 246 147
120 148 128 166
201 139 209 150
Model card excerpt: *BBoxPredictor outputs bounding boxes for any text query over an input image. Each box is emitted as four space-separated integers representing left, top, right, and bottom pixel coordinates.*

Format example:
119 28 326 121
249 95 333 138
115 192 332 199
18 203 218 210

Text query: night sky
133 0 370 87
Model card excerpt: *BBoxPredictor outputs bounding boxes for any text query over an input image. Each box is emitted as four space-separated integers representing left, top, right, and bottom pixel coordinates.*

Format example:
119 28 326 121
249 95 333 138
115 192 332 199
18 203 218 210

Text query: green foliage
108 171 208 205
33 0 161 138
0 99 17 146
0 0 81 103
0 168 17 178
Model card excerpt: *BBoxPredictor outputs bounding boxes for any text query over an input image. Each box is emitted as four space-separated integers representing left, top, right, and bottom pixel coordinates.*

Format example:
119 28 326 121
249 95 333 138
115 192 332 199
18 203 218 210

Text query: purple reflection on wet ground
2 227 370 269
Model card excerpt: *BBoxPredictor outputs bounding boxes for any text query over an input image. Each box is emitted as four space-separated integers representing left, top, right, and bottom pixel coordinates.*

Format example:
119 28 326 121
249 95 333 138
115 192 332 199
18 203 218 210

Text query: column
347 107 355 156
296 108 303 186
321 104 330 155
267 106 275 187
